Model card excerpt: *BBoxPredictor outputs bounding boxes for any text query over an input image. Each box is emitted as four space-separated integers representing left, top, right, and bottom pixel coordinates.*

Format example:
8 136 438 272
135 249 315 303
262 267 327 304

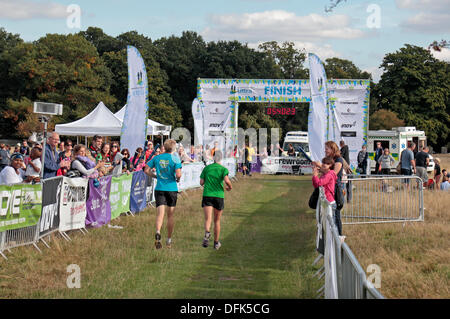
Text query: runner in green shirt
200 150 232 250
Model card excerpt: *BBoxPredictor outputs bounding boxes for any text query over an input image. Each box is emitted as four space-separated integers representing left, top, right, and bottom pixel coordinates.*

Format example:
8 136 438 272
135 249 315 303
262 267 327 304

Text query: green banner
0 183 43 232
110 174 133 220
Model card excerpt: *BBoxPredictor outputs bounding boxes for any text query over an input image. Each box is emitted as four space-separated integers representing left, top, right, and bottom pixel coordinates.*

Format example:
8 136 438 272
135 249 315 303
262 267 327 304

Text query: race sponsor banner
308 53 328 162
192 98 204 146
261 156 313 175
120 46 149 157
86 176 112 228
178 162 205 191
328 80 370 170
59 177 88 232
145 175 154 207
110 174 133 219
222 158 237 178
39 176 63 236
202 100 233 152
130 170 147 213
0 183 42 232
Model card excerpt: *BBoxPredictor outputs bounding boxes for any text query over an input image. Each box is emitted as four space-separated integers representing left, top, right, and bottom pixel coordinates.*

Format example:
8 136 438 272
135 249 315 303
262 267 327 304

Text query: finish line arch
194 78 370 169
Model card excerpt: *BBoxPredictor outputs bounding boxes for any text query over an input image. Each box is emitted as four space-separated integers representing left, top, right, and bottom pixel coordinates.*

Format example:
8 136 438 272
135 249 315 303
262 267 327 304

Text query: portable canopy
55 102 123 136
114 105 172 136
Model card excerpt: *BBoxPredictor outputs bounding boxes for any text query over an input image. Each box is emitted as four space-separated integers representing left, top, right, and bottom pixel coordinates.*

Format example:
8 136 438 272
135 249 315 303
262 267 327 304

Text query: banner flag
0 183 42 232
59 177 88 232
39 177 63 236
192 98 204 147
130 170 147 213
110 174 133 219
120 46 149 156
308 53 328 162
86 176 112 228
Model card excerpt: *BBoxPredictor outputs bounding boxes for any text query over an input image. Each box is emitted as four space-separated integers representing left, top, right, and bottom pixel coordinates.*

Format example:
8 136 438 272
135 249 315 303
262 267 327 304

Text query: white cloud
431 47 450 62
201 10 365 43
396 0 450 32
364 66 383 83
0 0 68 20
396 0 450 12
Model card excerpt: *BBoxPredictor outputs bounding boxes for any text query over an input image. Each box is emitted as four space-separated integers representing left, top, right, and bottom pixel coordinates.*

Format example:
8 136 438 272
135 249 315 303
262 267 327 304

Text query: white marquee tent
55 102 122 136
55 102 172 137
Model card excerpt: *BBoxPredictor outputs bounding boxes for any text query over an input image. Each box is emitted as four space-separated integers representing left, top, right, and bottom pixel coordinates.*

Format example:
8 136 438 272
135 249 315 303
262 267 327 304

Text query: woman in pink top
312 157 337 203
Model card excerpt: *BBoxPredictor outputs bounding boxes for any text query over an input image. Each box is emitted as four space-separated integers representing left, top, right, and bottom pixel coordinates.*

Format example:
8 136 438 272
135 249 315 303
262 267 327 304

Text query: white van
368 127 434 174
282 131 311 158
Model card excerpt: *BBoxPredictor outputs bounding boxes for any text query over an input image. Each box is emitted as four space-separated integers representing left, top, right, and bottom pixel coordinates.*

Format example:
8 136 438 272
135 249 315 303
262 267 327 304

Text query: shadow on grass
174 176 320 299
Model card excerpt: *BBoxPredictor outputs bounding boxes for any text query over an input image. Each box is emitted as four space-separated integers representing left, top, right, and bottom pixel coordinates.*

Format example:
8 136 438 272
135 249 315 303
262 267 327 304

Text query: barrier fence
315 187 385 299
341 175 424 224
0 159 237 259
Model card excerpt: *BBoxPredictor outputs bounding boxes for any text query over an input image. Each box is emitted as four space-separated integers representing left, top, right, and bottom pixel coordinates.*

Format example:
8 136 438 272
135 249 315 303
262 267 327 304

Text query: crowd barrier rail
0 159 237 259
341 175 424 224
315 187 385 299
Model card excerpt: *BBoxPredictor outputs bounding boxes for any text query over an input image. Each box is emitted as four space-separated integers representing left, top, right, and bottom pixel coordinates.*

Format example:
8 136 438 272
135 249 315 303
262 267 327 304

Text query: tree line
0 27 448 149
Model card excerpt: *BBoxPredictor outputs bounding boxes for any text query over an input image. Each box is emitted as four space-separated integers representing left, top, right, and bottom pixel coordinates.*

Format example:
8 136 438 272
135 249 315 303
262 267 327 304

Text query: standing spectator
415 146 429 187
89 135 103 159
340 140 350 165
312 141 345 240
57 139 73 176
400 142 416 188
357 145 368 175
243 142 255 177
178 145 193 163
43 132 69 179
14 143 21 154
121 149 131 172
374 142 383 174
58 141 65 153
99 143 114 175
144 139 182 249
71 145 104 178
312 157 337 204
131 147 144 170
287 143 295 157
210 142 219 158
20 140 31 156
0 153 38 184
433 158 441 190
440 174 450 191
25 147 42 180
0 143 10 172
145 141 154 161
378 148 395 175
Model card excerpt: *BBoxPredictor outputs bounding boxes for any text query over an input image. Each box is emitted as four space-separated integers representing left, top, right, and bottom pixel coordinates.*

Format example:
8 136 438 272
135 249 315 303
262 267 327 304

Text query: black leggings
334 208 343 236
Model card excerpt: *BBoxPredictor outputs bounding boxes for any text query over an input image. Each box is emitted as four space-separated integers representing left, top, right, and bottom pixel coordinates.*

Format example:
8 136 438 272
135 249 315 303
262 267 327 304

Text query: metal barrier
2 224 41 254
315 188 385 299
341 175 424 224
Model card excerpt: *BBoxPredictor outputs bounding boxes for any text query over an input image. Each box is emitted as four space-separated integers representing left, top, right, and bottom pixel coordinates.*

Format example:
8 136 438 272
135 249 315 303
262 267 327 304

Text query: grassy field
344 153 450 299
0 174 321 299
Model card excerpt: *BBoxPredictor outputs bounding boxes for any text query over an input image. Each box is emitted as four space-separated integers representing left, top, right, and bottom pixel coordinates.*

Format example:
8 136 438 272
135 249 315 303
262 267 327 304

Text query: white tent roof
114 105 172 135
55 102 123 136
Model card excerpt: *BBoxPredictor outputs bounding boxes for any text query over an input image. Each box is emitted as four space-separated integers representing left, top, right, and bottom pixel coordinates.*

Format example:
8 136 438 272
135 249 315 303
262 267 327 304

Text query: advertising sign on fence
110 174 133 219
59 177 88 232
130 170 147 213
86 176 112 228
261 156 313 174
0 183 42 232
39 177 63 237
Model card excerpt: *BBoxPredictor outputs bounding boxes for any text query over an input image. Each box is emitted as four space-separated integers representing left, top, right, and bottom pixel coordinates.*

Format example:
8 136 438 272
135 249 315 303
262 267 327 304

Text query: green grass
0 174 320 298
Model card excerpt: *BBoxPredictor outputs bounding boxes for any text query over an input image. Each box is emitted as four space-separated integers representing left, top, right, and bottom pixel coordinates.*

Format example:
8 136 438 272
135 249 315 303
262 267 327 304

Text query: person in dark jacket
357 145 368 175
374 142 383 174
339 140 350 165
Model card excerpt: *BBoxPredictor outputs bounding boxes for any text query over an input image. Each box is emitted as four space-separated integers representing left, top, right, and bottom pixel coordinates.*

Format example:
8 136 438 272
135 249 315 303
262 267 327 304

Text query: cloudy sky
0 0 449 82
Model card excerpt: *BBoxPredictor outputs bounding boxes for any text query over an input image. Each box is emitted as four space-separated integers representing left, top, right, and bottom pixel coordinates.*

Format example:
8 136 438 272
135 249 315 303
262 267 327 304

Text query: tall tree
377 44 450 147
325 57 371 79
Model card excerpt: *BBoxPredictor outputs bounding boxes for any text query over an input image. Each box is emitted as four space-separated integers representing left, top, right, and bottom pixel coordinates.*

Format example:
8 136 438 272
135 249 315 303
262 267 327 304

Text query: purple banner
86 176 112 228
238 156 262 173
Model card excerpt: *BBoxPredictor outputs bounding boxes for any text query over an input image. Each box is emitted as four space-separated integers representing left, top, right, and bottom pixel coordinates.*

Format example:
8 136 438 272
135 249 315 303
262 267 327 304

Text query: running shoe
155 233 162 249
166 238 172 249
213 241 221 250
202 232 211 248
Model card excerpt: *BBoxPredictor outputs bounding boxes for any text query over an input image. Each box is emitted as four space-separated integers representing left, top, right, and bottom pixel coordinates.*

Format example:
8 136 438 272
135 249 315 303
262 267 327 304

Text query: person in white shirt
0 153 38 185
25 147 42 178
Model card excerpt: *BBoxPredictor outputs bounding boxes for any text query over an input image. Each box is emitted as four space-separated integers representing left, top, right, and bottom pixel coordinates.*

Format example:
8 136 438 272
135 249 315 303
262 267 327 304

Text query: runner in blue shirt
144 139 182 249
